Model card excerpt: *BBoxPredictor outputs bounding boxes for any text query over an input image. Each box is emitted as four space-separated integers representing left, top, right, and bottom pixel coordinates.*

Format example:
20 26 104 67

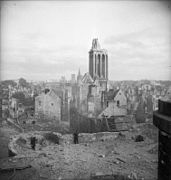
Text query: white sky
1 1 171 81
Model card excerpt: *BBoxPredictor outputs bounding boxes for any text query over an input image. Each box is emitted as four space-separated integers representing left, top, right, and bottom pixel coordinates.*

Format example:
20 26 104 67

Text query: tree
19 78 29 87
1 80 17 88
12 92 25 101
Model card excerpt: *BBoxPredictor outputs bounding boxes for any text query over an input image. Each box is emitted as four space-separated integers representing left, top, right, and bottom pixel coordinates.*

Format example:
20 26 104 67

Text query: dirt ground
0 121 158 180
0 122 19 158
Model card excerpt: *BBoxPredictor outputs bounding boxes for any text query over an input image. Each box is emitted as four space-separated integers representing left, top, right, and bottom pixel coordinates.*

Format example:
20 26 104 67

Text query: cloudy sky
1 1 171 81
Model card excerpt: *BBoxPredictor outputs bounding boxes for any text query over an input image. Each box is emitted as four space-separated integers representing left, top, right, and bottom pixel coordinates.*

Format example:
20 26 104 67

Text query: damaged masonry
0 38 167 180
1 2 171 179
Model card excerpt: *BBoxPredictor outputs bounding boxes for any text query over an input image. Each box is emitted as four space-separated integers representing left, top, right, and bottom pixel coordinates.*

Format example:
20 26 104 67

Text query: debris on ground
98 154 105 158
128 172 138 180
116 157 126 163
134 135 145 142
148 144 158 154
0 164 32 173
0 122 158 180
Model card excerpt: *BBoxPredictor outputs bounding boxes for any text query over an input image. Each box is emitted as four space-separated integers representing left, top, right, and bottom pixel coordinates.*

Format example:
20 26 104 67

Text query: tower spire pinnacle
77 68 82 83
91 38 101 50
78 68 81 76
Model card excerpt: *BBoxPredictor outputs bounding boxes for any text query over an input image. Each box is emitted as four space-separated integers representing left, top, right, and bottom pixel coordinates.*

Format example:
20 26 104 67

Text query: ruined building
98 89 127 118
35 89 61 122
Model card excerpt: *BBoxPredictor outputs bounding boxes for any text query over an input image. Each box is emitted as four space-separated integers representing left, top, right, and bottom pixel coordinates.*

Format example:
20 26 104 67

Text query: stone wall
8 131 119 156
35 91 61 122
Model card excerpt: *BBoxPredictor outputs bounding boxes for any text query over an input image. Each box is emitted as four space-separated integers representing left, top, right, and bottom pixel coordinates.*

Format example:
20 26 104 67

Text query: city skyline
1 1 171 81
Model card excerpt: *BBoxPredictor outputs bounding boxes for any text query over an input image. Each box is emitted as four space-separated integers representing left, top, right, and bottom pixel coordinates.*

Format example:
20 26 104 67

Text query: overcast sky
1 1 171 81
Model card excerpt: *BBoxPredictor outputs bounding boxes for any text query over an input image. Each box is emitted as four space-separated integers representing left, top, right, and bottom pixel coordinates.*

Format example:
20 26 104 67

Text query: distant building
10 98 18 118
35 89 61 122
77 68 82 85
71 74 76 84
146 94 153 115
135 96 146 123
60 76 66 83
0 97 2 120
79 72 94 115
9 93 34 118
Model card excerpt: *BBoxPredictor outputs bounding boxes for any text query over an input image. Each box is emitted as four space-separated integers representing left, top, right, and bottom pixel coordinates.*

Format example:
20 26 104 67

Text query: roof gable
107 89 120 100
114 89 126 100
49 89 62 99
82 72 94 84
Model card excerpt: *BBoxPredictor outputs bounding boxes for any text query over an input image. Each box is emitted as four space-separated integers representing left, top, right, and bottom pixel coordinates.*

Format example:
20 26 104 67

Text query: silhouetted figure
30 137 36 150
73 130 79 144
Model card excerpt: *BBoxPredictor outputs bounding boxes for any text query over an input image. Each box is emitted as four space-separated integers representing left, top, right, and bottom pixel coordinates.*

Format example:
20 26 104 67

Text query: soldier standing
73 130 79 144
30 136 36 150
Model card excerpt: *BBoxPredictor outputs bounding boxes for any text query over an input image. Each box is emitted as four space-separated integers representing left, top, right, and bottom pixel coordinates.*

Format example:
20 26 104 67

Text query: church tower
89 38 108 89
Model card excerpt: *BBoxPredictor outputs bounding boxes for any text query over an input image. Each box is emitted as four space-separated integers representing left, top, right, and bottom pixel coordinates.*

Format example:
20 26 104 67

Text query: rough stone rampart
8 131 119 156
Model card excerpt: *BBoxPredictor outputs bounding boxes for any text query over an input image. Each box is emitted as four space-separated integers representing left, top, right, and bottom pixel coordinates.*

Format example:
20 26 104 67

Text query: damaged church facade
34 39 128 129
75 39 127 119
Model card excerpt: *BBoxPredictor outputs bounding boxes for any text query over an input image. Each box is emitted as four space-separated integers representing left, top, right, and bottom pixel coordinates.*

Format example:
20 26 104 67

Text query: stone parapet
153 97 171 180
8 131 119 157
158 99 171 117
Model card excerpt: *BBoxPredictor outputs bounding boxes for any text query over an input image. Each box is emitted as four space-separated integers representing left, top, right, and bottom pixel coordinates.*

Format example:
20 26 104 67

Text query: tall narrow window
102 54 105 78
95 54 97 74
98 54 100 77
117 100 120 107
106 55 108 79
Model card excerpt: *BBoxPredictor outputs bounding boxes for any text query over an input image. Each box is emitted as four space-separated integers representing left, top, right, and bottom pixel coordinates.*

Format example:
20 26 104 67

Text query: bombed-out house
98 89 127 118
35 89 61 122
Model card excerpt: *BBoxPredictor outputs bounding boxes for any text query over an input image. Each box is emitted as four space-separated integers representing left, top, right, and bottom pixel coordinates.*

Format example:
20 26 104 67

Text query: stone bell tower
89 38 108 90
89 38 108 80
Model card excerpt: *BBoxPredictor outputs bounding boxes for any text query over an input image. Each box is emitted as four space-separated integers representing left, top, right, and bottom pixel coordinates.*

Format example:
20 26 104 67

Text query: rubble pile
0 122 158 180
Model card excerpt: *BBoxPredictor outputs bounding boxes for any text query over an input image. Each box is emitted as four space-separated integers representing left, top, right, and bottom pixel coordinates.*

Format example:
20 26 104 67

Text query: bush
16 137 27 146
44 133 59 144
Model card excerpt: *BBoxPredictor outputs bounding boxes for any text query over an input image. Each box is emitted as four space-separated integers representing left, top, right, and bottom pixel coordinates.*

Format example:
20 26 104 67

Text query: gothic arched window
95 54 97 74
102 54 105 78
98 54 101 77
106 55 108 79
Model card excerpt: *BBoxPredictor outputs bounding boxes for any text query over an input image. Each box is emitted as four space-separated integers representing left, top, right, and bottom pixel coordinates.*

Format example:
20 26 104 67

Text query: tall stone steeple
89 38 108 82
77 68 82 84
91 38 101 50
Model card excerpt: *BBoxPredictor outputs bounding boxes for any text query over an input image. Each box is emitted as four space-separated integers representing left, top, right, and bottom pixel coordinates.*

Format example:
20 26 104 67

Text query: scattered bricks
8 149 17 157
38 153 47 157
91 172 135 180
94 172 104 176
58 176 62 180
98 154 105 158
112 160 120 164
153 98 171 180
116 157 126 163
111 150 120 155
134 135 144 142
128 172 138 180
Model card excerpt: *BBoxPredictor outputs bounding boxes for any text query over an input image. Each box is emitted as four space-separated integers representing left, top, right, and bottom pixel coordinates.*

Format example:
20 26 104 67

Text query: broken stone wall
8 131 119 156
